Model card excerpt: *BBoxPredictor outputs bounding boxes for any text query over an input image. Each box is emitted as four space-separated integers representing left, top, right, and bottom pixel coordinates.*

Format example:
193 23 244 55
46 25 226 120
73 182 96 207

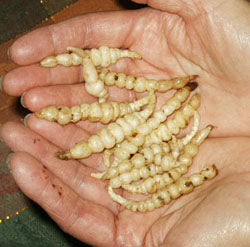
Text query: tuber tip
40 56 58 67
35 111 41 118
212 164 219 175
212 164 219 176
206 124 217 131
56 150 71 160
190 75 199 80
187 81 198 91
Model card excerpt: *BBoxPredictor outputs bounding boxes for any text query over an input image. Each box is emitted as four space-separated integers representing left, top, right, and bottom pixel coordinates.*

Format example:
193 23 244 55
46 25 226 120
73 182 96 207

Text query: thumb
131 0 250 24
131 0 199 17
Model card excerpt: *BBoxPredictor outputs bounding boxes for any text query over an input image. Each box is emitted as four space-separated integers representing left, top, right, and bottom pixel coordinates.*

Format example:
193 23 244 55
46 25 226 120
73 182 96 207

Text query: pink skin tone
1 0 250 246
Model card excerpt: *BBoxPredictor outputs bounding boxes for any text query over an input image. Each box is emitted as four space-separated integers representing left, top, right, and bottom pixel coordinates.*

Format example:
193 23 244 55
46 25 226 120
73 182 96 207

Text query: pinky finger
10 151 115 247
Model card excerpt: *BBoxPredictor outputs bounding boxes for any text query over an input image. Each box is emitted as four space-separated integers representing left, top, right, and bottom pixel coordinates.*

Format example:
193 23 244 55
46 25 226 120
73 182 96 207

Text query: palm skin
1 0 250 246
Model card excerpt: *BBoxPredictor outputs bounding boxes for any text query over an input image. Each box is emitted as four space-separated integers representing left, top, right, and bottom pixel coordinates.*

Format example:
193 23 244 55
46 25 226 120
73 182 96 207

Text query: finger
3 54 166 97
22 83 132 112
2 64 82 97
10 152 115 246
1 122 117 212
22 83 95 112
28 110 105 137
25 114 107 170
10 10 139 65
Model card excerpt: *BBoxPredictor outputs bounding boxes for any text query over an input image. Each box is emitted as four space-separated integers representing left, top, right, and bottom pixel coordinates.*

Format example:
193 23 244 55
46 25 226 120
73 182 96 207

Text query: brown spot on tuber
157 196 164 202
185 181 193 187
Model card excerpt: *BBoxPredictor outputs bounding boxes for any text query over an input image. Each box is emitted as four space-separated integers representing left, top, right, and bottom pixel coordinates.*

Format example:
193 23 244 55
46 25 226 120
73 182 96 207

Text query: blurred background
0 1 145 246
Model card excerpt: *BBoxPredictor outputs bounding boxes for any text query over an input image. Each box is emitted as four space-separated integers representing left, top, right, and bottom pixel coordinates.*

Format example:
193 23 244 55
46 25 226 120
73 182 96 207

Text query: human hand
1 0 250 246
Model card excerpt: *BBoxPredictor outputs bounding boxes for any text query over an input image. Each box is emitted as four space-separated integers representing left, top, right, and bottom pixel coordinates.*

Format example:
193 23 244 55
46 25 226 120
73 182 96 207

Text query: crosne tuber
56 92 156 159
108 165 218 212
37 45 218 212
40 46 142 102
98 68 197 93
35 93 152 125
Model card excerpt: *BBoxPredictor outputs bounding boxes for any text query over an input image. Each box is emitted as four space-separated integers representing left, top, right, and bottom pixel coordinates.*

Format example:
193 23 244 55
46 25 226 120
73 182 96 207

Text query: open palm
1 0 250 246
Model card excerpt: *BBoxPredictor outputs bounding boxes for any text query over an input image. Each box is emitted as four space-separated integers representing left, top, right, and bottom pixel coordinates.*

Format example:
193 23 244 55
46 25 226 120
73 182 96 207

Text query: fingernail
24 113 31 126
6 152 14 170
20 93 26 108
7 47 11 61
0 76 3 92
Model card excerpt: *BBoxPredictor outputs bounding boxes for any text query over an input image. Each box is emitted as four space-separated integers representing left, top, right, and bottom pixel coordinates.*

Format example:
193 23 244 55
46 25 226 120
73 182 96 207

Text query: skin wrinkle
192 1 250 84
124 10 145 49
202 186 250 245
162 16 187 74
81 16 97 48
71 161 88 191
148 214 179 247
122 9 142 49
78 65 84 83
38 169 60 209
1 0 247 245
67 199 117 246
64 123 90 147
175 18 212 76
82 152 105 171
46 187 68 219
130 11 179 74
59 194 87 233
47 67 54 86
33 137 55 165
50 66 82 86
144 0 201 17
32 120 117 212
84 11 132 49
207 21 233 76
113 215 119 247
138 10 199 77
162 194 210 246
150 194 203 246
166 2 231 78
70 161 119 213
73 165 103 200
144 206 185 247
143 217 163 247
47 16 84 53
47 24 58 55
143 194 190 246
157 172 221 220
163 178 250 246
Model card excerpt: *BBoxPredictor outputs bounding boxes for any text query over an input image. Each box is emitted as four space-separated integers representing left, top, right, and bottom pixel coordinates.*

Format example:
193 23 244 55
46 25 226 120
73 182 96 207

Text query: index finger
10 10 139 65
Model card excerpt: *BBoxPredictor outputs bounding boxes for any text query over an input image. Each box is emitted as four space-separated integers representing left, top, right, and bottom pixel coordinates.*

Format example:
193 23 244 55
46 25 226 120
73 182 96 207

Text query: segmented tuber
108 165 218 212
98 68 197 93
35 93 152 125
40 46 141 68
121 125 213 194
56 92 156 159
38 45 218 212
